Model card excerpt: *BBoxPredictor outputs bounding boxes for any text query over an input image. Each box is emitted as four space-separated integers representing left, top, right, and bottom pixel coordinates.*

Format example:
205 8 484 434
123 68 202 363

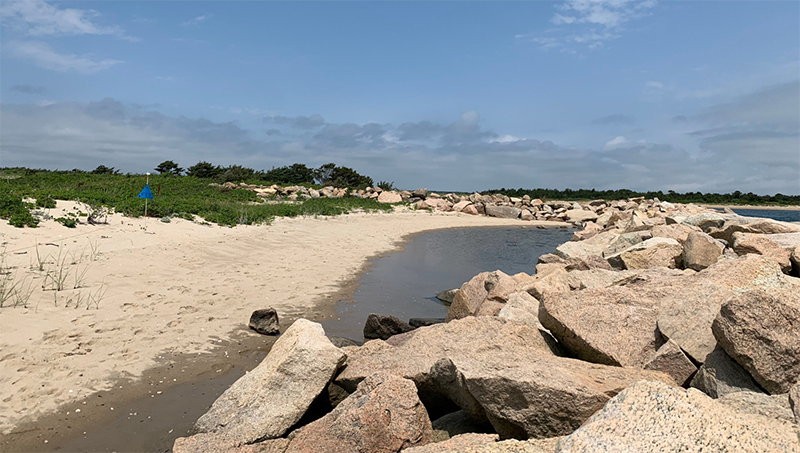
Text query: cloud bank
1 83 798 194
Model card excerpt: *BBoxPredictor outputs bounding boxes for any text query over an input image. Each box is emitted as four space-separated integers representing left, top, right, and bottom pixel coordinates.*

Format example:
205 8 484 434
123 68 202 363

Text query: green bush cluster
0 193 38 228
183 161 374 188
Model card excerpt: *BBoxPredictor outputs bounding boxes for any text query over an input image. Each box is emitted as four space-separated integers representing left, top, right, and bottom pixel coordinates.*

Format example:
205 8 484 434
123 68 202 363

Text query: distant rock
363 313 415 341
570 222 602 241
564 209 598 223
435 289 458 306
683 231 724 271
409 318 445 328
462 205 479 215
193 319 345 444
285 374 433 453
485 205 521 219
554 381 800 452
452 200 473 212
377 191 403 203
412 188 429 198
608 237 683 270
446 271 516 321
710 218 800 243
713 288 800 394
732 231 793 273
248 308 280 335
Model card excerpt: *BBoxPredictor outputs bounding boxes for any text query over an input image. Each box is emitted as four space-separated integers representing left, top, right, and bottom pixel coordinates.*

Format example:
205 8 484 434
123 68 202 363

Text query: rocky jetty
175 202 800 453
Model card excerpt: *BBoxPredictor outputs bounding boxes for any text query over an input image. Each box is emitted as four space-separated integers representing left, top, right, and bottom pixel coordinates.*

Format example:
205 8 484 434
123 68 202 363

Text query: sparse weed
73 263 90 289
86 282 108 310
43 244 70 291
88 238 101 261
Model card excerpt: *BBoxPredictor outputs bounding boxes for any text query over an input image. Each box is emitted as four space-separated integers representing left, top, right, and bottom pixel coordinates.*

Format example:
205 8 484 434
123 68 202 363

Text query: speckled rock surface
712 288 800 394
335 317 559 403
682 231 723 271
616 237 684 270
405 435 560 453
690 345 764 398
732 232 793 273
173 433 289 453
717 391 795 424
446 271 517 321
539 285 662 367
643 339 698 386
554 381 800 452
430 355 674 439
193 319 346 444
284 374 433 453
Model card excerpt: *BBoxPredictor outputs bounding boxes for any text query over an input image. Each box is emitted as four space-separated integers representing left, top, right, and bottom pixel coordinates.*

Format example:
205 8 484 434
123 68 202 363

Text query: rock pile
175 205 800 453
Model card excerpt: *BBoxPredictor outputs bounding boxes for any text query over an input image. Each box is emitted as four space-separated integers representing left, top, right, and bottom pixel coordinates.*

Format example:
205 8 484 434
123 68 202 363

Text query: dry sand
0 202 560 435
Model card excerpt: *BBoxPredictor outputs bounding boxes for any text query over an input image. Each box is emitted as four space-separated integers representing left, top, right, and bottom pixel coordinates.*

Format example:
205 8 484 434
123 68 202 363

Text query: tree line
484 187 800 206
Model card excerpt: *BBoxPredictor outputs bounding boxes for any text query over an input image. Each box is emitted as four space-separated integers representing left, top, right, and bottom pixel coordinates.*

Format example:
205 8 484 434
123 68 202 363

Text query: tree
187 161 222 178
262 163 316 185
154 160 183 176
90 165 120 175
313 163 373 188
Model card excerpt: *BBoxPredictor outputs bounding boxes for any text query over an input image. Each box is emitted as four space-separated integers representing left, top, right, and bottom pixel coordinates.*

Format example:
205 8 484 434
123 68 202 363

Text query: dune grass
1 169 394 227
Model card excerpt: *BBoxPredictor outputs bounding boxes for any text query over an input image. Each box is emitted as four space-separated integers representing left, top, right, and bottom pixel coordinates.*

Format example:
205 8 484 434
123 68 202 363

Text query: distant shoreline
698 204 800 211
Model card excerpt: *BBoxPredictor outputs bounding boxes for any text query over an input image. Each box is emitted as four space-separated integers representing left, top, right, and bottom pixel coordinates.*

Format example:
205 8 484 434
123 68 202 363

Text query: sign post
138 172 154 230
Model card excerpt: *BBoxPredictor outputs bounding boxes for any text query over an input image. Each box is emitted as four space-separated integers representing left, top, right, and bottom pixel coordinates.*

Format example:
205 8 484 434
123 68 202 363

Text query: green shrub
36 195 57 208
55 217 77 228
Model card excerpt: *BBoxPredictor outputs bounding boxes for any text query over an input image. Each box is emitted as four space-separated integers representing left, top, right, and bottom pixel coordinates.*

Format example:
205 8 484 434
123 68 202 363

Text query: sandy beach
0 203 562 437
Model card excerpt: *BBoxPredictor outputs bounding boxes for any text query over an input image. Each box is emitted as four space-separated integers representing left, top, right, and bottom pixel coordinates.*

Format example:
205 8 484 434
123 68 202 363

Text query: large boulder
430 355 674 440
194 319 346 444
712 289 800 394
651 223 697 245
607 237 683 270
554 230 621 260
554 381 800 452
764 232 800 251
732 231 793 273
446 271 516 321
284 374 433 453
657 254 793 363
452 200 473 213
682 231 724 271
377 191 403 203
709 218 800 243
790 384 800 423
681 212 733 230
539 285 661 367
335 317 559 405
689 345 765 398
485 205 521 219
364 314 415 340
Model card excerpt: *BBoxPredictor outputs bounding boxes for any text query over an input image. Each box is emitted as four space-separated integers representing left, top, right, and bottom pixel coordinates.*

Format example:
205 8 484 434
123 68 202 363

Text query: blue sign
138 184 154 199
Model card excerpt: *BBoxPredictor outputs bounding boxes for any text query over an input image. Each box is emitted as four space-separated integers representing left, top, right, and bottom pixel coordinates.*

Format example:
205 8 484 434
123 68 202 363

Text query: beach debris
248 308 280 335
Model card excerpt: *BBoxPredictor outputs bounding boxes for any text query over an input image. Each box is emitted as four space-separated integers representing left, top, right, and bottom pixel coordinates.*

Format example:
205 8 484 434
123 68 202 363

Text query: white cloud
645 80 664 89
181 14 211 26
8 41 123 74
553 0 657 28
521 0 656 52
603 135 631 150
0 0 138 41
493 135 521 143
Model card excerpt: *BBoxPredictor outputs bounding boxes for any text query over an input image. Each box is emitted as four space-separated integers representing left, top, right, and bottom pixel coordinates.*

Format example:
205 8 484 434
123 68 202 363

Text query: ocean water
732 209 800 223
322 226 575 340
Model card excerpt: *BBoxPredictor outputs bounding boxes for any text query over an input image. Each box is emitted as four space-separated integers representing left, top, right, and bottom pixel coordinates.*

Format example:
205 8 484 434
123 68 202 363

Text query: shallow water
322 225 575 340
732 208 800 223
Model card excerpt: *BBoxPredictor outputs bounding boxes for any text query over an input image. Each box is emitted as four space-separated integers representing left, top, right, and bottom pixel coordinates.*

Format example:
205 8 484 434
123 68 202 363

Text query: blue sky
1 0 798 194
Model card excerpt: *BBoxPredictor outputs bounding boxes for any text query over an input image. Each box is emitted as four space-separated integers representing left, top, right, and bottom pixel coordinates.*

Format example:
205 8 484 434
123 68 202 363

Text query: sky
1 0 798 194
